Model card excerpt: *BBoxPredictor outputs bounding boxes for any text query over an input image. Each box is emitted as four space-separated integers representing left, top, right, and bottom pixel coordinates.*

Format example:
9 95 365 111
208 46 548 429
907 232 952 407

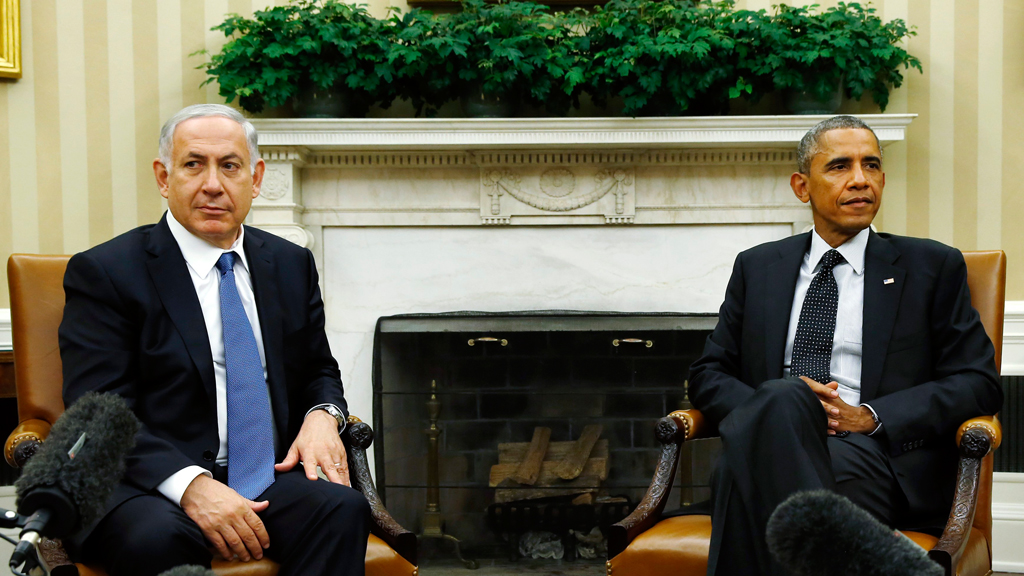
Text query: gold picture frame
0 0 20 80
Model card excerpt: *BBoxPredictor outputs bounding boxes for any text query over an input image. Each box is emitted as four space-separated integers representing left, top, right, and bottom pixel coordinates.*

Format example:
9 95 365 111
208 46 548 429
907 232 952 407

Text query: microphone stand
0 507 40 576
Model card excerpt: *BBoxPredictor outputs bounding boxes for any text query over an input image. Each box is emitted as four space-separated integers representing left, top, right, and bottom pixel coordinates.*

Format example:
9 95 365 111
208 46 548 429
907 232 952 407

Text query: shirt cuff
305 403 347 435
862 403 883 436
156 466 212 507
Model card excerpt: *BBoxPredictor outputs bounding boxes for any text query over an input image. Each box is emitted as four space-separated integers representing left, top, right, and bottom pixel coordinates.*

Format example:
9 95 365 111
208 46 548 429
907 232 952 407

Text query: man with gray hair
59 104 370 575
688 115 1002 575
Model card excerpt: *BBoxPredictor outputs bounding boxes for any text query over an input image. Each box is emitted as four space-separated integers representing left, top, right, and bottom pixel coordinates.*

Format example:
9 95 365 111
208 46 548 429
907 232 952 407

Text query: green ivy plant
405 0 583 116
747 2 921 111
581 0 754 116
199 0 397 114
198 0 922 117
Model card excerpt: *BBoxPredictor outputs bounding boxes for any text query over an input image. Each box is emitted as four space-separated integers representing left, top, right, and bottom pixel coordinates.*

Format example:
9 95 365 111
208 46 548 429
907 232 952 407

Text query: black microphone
11 392 139 571
766 490 943 576
156 565 216 576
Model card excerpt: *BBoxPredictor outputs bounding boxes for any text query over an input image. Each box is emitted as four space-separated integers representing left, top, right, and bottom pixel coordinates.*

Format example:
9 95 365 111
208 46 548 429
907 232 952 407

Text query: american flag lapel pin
884 278 895 285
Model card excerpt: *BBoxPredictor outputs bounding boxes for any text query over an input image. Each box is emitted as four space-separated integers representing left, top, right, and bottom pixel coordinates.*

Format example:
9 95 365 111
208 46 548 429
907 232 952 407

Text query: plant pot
784 80 843 115
294 83 359 118
460 84 518 118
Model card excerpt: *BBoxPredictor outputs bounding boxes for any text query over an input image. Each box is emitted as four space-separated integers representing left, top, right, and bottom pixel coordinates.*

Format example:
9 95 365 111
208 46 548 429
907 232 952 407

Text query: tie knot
818 249 844 272
216 252 236 276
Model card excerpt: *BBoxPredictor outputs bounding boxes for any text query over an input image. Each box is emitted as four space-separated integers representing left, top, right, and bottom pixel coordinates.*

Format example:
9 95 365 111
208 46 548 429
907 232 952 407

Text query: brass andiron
421 380 478 569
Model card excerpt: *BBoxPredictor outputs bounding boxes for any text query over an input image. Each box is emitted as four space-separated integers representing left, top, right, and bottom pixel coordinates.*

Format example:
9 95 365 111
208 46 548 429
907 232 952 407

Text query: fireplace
371 311 719 558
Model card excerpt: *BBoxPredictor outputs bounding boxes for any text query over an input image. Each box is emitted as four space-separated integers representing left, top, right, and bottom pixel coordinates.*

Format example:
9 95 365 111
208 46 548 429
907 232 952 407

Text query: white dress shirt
157 213 345 505
157 213 270 505
783 227 881 432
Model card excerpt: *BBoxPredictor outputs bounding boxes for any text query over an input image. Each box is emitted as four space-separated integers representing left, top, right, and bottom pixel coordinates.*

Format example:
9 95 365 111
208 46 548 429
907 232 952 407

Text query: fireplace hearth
372 311 721 561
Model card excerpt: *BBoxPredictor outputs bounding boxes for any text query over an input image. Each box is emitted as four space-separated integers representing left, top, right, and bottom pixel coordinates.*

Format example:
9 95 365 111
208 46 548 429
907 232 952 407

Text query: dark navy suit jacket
59 214 347 539
688 231 1003 525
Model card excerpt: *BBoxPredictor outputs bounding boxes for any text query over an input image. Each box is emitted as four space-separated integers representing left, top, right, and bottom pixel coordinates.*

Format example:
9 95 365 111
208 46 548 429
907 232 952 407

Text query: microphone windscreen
766 490 942 576
15 392 140 532
156 565 216 576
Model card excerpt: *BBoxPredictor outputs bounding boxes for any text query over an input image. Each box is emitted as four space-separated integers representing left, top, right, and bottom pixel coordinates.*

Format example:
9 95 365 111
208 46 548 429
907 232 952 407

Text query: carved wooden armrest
927 415 1000 575
342 416 417 566
607 413 691 558
5 418 51 468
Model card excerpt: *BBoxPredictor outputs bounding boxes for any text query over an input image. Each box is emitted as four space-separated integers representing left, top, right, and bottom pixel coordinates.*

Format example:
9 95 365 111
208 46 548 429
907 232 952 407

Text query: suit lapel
860 232 905 403
244 231 289 443
764 234 811 379
144 215 217 405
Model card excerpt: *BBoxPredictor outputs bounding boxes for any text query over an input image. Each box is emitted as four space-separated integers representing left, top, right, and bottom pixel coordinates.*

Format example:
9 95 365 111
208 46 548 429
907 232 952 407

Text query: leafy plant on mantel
583 0 755 116
198 0 921 116
747 3 921 111
199 0 396 114
400 0 585 115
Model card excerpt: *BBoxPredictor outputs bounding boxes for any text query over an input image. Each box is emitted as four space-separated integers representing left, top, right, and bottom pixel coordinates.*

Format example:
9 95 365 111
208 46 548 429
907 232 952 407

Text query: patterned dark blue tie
216 252 275 500
791 249 845 384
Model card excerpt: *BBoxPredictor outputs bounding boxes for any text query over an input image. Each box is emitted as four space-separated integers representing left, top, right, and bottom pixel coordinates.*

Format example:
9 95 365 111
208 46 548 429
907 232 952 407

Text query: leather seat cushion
77 533 416 576
903 528 991 576
607 515 711 576
608 516 989 576
366 533 417 576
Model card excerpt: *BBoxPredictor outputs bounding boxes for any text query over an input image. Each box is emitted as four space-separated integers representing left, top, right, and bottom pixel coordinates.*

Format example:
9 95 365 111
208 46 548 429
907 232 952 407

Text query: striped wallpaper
0 0 1021 306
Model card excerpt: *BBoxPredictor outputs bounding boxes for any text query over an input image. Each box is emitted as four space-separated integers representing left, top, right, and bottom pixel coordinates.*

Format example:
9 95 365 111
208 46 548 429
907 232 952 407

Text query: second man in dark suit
688 115 1003 576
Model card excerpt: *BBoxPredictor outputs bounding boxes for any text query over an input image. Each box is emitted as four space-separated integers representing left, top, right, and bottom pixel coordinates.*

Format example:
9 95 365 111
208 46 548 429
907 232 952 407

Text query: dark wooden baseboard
0 350 13 399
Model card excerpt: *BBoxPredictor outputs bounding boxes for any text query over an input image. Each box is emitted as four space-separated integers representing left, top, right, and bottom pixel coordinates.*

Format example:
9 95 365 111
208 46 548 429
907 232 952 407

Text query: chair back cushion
962 251 1005 371
7 254 70 426
961 250 1005 551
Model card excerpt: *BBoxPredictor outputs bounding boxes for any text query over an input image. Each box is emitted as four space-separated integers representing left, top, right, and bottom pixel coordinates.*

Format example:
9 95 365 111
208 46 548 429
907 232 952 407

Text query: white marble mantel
252 114 915 150
248 114 915 238
246 114 915 465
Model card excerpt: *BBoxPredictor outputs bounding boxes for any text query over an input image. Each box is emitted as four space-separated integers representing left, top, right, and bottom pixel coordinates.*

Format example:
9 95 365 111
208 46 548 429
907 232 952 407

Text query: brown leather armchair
4 254 418 576
607 250 1006 576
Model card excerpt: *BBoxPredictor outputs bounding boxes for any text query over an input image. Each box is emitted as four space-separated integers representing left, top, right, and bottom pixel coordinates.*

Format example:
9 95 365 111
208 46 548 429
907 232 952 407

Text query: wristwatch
309 403 347 434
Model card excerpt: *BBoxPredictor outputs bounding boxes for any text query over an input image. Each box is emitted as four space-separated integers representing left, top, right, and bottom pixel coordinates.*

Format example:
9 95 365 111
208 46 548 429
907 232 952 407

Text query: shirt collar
165 211 250 280
808 226 869 276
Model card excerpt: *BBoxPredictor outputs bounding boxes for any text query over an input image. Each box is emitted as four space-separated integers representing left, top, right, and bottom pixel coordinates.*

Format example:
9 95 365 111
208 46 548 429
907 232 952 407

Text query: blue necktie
216 252 276 500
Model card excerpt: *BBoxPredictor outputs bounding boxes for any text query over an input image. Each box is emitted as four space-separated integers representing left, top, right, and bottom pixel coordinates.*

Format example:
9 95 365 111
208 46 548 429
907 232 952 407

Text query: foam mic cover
766 490 943 576
156 565 217 576
14 392 140 538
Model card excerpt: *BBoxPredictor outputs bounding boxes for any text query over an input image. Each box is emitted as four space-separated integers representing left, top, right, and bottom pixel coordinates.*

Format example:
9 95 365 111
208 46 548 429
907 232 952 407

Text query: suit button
203 450 215 462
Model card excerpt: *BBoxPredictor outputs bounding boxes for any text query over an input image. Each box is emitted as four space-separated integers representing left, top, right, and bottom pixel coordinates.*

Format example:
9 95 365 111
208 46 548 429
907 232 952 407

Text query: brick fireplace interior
372 312 723 560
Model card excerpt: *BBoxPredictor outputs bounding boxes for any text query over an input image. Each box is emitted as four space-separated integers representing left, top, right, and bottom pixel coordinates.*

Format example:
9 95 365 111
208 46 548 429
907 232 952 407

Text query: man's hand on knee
275 410 351 486
180 474 270 562
799 376 876 435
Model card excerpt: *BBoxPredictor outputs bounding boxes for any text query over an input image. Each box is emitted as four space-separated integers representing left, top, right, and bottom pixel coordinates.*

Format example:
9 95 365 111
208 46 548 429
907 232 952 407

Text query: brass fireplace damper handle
467 337 508 347
613 338 653 348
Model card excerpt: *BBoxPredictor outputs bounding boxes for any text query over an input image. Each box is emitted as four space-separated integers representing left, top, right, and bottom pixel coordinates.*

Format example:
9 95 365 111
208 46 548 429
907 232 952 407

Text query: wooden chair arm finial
4 418 51 468
955 415 1001 452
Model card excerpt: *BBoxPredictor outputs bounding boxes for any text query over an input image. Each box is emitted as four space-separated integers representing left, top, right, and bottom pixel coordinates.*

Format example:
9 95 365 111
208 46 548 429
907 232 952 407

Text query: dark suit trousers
80 469 371 576
707 379 906 576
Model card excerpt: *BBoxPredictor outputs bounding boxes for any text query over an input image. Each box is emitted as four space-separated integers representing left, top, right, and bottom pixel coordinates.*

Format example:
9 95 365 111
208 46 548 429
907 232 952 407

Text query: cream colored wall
0 0 1021 307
